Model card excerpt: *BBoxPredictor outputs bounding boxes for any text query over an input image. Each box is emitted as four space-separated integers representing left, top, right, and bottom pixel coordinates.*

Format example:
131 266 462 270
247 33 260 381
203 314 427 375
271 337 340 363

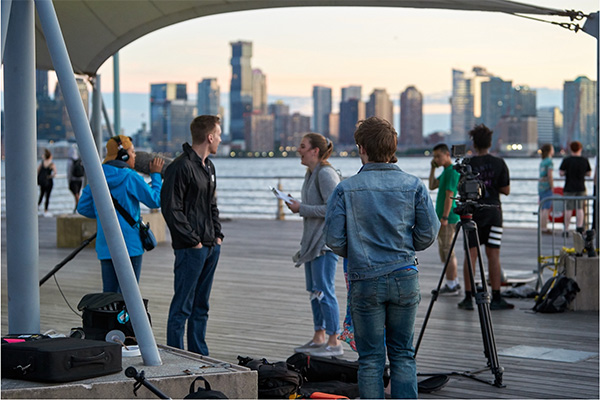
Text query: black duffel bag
77 292 150 344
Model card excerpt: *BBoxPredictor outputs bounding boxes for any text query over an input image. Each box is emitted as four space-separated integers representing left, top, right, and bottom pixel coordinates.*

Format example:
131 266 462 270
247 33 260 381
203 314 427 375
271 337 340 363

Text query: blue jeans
167 245 220 355
350 268 420 399
305 251 340 336
100 255 142 293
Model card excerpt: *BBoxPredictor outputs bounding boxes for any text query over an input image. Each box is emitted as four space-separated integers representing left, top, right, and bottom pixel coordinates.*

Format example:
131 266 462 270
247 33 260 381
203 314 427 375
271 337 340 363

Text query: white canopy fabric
33 0 585 75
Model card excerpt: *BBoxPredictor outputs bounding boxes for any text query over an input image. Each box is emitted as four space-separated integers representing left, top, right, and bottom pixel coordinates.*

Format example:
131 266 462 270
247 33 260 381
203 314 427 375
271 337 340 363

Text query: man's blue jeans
350 268 420 399
100 255 142 293
305 251 340 336
167 245 220 355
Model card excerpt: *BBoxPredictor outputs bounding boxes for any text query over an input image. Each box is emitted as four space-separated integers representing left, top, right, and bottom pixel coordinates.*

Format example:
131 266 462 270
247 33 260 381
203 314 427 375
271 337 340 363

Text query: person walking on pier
559 140 591 235
37 148 57 217
161 115 224 356
457 124 513 311
78 135 164 293
538 143 555 234
67 144 85 212
288 133 343 357
325 117 439 399
429 143 461 295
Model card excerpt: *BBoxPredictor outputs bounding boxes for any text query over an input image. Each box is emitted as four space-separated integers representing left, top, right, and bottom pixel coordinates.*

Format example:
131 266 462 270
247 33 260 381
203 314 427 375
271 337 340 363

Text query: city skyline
1 1 597 138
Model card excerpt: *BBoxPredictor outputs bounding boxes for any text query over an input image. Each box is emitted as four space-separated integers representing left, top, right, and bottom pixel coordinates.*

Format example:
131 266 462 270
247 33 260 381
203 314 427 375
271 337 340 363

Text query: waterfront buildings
244 111 275 152
339 98 365 146
197 78 220 116
366 88 393 123
312 85 332 136
252 69 267 114
563 76 598 151
399 86 423 148
450 67 491 143
537 106 563 148
230 41 253 143
150 83 195 155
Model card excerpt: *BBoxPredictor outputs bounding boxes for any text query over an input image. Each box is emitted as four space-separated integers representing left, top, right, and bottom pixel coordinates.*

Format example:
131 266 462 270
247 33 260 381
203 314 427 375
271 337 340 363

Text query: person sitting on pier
325 117 439 399
77 135 164 293
288 133 343 357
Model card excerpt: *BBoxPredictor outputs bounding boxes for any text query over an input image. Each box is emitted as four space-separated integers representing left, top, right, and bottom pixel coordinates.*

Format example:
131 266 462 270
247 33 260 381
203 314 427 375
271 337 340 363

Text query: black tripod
415 201 504 388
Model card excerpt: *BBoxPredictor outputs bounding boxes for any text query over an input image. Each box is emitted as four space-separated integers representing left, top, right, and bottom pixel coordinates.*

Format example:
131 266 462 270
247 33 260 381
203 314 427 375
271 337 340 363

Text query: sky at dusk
2 1 598 136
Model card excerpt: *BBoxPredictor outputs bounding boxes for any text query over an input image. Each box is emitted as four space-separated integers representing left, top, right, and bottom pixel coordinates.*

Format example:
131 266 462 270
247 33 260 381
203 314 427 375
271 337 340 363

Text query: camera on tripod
451 145 485 214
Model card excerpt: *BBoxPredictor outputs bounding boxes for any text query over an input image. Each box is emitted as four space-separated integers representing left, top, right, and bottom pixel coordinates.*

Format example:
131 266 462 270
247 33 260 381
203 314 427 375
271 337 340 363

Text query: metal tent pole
113 52 121 135
1 0 13 62
35 0 162 366
3 0 40 334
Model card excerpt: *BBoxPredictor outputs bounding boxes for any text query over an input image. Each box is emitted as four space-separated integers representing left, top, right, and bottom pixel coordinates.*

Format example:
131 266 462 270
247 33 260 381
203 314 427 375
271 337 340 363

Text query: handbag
111 195 157 251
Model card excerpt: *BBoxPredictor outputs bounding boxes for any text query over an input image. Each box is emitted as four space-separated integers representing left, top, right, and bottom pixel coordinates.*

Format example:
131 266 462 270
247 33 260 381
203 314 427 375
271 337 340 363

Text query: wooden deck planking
2 216 598 399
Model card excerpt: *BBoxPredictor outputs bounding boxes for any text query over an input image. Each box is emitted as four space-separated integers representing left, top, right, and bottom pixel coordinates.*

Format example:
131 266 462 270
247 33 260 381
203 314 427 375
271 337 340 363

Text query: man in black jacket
161 115 224 355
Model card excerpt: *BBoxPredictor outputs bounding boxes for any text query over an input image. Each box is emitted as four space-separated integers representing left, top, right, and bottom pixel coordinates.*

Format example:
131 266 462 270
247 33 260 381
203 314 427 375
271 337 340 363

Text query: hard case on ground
1 337 122 382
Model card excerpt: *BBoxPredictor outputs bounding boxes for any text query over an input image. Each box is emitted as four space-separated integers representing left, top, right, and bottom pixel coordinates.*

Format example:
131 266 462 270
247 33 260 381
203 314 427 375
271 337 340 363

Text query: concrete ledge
565 255 599 311
1 344 258 399
56 212 167 248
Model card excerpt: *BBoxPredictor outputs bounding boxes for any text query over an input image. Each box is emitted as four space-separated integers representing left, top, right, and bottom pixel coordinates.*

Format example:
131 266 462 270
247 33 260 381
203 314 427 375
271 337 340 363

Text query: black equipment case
1 337 122 382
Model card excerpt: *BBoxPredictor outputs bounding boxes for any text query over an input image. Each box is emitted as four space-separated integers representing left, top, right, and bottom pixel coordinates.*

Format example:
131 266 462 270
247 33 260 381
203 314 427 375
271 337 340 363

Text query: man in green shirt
429 144 461 295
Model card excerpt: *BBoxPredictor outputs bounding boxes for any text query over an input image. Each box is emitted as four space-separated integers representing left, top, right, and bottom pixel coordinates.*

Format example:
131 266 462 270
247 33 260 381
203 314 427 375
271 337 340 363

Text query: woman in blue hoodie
78 135 163 293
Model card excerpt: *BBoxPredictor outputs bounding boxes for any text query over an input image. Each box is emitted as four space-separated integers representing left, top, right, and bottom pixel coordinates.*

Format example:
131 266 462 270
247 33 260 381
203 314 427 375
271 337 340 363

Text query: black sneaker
439 283 461 296
458 298 474 310
490 297 515 310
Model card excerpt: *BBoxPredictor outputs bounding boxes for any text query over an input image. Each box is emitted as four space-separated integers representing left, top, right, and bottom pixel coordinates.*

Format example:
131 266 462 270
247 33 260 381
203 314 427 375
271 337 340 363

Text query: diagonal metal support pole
34 0 161 366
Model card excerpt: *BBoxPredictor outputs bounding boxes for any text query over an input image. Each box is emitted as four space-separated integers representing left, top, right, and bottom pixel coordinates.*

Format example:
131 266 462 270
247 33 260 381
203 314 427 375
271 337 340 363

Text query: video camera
451 145 485 215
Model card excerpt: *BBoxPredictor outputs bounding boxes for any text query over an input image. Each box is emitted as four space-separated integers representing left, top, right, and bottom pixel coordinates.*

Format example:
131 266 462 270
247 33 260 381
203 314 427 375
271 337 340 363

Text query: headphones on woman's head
112 136 129 161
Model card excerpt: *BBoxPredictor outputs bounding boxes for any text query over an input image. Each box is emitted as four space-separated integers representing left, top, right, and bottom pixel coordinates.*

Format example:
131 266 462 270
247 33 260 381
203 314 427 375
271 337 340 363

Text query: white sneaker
43 211 52 217
294 340 325 353
309 344 344 357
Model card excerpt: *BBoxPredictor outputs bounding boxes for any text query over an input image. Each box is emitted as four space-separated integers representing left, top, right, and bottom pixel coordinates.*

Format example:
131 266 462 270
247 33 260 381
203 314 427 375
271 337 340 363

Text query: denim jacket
324 163 439 281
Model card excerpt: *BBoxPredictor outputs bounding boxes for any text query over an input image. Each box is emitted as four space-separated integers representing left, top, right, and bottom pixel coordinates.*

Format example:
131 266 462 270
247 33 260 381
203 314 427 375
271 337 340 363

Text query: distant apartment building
341 85 362 102
399 86 423 148
268 101 290 148
197 78 220 115
511 85 537 118
497 116 538 155
51 77 89 141
285 112 311 148
339 98 365 146
244 111 275 152
36 69 49 101
230 41 253 142
537 107 563 148
481 77 513 149
312 85 332 135
450 67 491 143
328 113 339 143
150 83 195 154
563 75 597 151
252 69 267 114
366 89 393 124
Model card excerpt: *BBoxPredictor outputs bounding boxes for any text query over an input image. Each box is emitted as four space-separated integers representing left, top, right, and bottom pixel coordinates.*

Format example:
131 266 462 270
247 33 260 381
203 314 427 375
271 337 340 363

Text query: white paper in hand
270 186 293 204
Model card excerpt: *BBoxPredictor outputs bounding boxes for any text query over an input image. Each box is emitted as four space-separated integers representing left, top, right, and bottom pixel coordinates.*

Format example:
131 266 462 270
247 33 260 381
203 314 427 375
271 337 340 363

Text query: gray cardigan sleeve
299 166 340 218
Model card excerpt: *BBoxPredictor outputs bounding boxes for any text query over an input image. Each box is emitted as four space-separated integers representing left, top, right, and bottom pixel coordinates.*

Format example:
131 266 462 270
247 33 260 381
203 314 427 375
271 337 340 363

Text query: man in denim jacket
324 117 439 399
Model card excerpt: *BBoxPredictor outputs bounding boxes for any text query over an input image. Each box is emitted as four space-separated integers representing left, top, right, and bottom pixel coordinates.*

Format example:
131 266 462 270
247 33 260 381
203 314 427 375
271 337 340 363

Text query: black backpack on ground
286 352 390 387
71 158 85 178
184 376 228 399
533 273 580 313
238 356 303 398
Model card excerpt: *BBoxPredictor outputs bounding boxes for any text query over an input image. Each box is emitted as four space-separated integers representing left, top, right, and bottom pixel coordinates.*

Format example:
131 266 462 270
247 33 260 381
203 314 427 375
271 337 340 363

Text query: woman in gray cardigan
288 133 343 357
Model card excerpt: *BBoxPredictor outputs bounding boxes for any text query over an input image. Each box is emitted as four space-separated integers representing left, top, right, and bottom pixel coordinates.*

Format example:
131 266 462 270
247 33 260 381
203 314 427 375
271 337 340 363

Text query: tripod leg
415 222 463 356
464 222 505 387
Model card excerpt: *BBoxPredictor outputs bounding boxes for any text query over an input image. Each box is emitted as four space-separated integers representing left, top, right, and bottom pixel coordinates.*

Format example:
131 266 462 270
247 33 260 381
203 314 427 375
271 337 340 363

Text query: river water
2 156 594 227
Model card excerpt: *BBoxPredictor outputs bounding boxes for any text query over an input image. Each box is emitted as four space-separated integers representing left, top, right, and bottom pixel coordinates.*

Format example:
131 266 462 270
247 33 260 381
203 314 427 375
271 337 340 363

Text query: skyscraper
36 69 49 101
230 41 253 142
563 76 597 150
512 85 537 118
366 88 393 123
150 83 194 154
341 85 362 102
481 76 512 148
252 69 267 114
339 99 365 146
399 86 423 147
268 101 290 148
197 78 220 116
244 111 275 152
537 107 563 148
312 85 332 135
450 67 491 143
